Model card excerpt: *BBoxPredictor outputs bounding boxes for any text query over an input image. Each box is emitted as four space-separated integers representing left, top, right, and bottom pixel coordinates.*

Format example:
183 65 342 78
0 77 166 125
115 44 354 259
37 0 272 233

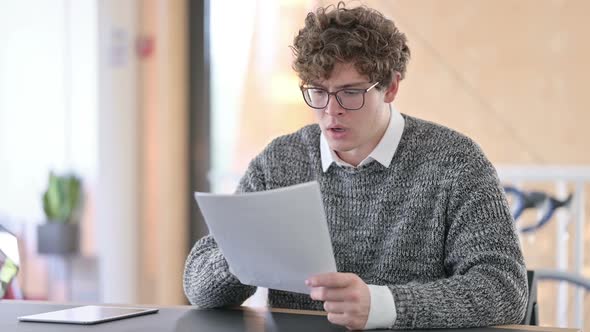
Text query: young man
184 2 527 330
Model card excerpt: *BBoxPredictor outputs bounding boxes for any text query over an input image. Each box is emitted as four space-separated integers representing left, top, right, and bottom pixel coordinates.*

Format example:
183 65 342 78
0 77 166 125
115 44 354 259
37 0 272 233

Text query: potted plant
37 172 84 255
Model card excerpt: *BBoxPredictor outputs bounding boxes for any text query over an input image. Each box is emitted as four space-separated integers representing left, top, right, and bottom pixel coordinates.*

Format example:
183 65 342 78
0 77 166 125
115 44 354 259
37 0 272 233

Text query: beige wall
363 0 590 165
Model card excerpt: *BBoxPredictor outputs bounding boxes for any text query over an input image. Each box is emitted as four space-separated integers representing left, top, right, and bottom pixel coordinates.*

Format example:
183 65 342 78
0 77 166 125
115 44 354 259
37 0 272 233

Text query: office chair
521 270 539 325
522 269 590 326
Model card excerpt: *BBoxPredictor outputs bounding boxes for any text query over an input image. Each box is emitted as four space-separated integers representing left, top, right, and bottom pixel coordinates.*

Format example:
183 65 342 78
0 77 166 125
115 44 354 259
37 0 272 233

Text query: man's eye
310 89 326 95
342 90 362 95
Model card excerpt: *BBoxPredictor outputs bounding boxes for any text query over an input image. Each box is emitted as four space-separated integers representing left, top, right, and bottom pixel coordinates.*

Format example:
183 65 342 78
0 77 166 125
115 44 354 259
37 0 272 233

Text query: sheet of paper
194 181 337 294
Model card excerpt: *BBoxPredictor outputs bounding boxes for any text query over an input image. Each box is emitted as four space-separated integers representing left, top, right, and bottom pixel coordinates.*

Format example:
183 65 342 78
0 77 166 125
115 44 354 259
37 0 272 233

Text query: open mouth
326 126 348 138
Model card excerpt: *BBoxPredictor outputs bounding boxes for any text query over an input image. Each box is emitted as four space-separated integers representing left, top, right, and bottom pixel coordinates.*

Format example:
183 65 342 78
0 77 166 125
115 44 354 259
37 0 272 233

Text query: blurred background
0 0 588 330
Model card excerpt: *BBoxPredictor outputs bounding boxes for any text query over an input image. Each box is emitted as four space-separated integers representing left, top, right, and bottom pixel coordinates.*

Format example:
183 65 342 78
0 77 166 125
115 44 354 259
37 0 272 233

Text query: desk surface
0 301 580 332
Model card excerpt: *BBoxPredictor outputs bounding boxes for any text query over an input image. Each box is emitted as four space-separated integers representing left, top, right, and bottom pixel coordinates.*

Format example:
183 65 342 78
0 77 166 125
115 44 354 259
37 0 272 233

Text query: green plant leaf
42 171 83 223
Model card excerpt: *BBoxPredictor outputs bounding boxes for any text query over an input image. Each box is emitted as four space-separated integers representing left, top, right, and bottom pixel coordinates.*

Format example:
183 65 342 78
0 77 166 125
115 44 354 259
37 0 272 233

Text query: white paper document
194 181 337 294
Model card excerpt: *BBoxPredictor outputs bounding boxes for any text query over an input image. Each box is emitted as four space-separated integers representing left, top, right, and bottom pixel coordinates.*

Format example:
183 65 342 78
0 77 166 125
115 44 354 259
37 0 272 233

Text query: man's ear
383 72 401 103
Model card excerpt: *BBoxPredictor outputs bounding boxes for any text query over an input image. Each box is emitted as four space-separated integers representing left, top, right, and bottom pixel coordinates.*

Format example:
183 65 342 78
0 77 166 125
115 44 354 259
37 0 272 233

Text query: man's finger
306 272 354 288
310 287 361 302
323 300 355 314
326 312 350 326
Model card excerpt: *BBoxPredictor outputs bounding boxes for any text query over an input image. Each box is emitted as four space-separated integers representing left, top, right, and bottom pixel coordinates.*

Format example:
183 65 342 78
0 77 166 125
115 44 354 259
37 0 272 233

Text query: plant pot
37 223 79 255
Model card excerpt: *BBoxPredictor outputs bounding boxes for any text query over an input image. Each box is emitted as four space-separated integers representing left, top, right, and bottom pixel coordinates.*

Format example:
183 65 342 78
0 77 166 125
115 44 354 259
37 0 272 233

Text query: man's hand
306 272 370 330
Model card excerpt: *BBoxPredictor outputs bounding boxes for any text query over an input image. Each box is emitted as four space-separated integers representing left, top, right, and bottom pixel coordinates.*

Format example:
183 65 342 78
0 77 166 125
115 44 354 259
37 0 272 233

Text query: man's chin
323 131 355 152
327 141 354 153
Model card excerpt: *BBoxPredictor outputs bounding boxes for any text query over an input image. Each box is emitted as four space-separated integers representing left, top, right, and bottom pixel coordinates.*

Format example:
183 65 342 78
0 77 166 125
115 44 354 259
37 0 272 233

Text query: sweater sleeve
183 157 266 307
389 148 528 329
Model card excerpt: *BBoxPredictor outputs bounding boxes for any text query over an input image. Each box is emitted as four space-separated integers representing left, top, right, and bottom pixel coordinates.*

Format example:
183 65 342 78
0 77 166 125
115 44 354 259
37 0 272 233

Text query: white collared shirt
319 105 405 330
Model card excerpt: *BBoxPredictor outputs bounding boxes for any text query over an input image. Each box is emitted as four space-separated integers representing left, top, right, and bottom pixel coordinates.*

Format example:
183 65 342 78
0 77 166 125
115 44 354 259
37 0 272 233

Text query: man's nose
324 95 345 115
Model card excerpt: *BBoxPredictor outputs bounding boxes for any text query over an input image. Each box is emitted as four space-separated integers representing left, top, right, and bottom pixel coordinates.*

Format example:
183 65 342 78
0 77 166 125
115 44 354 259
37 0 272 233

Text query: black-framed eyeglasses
300 82 380 111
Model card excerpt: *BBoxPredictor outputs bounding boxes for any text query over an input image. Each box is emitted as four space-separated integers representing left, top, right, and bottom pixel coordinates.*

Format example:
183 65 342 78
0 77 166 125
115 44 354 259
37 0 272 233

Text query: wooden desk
0 301 580 332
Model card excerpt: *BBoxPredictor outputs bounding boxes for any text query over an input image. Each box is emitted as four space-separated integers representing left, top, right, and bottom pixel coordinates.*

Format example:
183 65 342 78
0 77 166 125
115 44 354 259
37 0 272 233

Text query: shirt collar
320 106 405 172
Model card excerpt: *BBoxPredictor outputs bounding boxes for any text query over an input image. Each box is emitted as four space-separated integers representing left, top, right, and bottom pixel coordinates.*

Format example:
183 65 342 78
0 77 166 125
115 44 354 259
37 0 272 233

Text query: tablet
18 305 159 325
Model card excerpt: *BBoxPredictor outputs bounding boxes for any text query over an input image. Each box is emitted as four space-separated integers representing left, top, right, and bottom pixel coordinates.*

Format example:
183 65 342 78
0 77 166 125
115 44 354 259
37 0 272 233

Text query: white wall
96 0 140 304
0 0 99 299
0 0 68 221
0 0 98 225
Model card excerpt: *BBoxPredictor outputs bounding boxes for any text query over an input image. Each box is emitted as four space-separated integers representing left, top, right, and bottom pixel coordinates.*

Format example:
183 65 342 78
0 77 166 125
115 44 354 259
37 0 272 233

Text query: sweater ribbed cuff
389 285 418 329
209 250 242 285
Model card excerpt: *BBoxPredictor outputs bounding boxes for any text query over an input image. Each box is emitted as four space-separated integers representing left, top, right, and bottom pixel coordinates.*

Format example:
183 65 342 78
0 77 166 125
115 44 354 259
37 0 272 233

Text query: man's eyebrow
335 82 369 89
305 81 368 89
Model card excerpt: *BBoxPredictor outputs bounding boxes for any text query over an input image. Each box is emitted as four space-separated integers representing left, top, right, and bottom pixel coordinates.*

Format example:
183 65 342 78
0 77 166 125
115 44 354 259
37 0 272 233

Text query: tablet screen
18 305 159 324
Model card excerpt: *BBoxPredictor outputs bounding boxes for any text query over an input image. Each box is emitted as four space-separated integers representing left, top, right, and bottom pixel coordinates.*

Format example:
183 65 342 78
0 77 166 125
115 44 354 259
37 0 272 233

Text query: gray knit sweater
183 114 528 329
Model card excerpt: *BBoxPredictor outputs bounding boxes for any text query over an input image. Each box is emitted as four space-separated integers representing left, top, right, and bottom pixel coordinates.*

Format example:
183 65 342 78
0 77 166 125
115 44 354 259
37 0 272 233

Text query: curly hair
291 1 410 89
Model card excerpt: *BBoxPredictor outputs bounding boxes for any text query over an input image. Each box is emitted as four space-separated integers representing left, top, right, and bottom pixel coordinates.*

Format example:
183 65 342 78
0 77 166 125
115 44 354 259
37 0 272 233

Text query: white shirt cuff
363 284 397 330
